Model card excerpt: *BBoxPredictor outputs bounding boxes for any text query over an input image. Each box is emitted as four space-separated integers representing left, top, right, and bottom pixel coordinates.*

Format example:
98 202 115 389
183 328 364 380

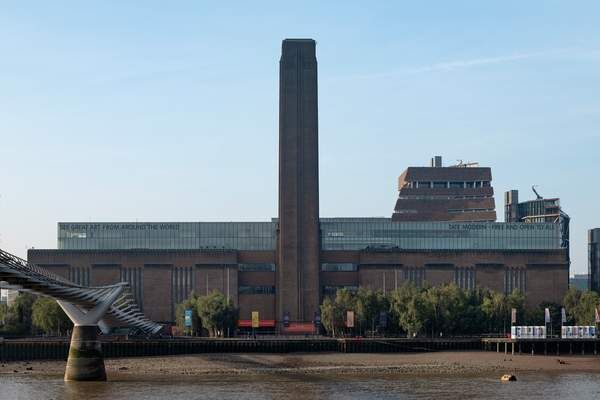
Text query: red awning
237 319 276 328
282 322 316 334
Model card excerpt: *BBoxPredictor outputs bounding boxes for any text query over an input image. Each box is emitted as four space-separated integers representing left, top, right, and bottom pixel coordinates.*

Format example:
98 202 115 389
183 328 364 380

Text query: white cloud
337 47 582 81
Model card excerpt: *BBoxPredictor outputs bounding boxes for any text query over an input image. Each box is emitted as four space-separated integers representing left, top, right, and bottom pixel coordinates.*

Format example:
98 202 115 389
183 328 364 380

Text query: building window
70 267 89 286
238 285 275 295
321 263 357 272
433 181 448 188
238 263 275 272
504 268 526 294
172 266 194 306
416 181 431 188
449 181 465 189
454 268 475 290
121 267 144 310
322 285 358 297
404 267 424 287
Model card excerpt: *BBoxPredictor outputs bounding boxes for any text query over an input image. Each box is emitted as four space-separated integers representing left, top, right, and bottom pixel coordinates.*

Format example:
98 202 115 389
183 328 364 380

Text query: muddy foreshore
2 351 600 380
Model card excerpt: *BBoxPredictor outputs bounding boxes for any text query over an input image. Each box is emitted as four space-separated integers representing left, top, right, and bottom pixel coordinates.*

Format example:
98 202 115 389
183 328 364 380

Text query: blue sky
0 1 599 275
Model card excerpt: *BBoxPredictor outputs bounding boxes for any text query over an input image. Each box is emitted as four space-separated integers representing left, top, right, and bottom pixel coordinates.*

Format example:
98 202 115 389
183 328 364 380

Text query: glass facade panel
58 219 562 252
320 218 561 251
238 286 276 295
238 263 276 272
321 263 357 272
58 222 277 251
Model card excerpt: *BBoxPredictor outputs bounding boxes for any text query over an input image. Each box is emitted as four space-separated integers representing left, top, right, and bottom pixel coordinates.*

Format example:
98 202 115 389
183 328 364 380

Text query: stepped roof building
392 156 496 222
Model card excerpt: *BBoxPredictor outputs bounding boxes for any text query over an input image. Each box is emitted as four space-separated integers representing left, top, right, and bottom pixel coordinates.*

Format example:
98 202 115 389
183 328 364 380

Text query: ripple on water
1 372 600 400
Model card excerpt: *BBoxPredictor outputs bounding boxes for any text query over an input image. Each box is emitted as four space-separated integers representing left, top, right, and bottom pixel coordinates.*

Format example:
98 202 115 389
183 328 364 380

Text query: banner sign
561 326 597 339
346 311 355 328
544 308 551 324
251 311 260 328
561 307 567 325
184 309 193 327
511 308 517 325
511 326 546 339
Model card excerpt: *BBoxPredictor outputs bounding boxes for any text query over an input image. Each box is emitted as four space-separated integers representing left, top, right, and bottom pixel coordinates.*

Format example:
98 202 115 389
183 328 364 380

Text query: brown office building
28 39 569 331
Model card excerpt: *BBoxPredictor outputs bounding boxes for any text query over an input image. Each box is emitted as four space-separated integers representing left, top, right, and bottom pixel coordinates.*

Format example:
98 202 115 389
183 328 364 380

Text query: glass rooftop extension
57 219 562 252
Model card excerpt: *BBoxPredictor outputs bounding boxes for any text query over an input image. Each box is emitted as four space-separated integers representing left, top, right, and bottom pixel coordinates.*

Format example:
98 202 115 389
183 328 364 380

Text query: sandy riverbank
2 352 600 380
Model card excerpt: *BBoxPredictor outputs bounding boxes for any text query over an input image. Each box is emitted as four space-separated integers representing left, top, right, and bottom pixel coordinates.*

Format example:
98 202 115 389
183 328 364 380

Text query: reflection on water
1 373 600 400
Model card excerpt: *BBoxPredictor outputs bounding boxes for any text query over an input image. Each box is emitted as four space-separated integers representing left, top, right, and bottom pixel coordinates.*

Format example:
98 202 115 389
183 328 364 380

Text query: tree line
0 293 72 336
3 285 599 338
319 284 600 337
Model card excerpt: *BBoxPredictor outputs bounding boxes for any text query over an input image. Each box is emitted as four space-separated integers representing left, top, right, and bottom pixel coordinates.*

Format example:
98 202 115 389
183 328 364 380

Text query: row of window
238 263 275 272
409 181 491 189
322 268 519 295
447 208 495 214
238 285 276 295
321 263 357 272
322 285 358 297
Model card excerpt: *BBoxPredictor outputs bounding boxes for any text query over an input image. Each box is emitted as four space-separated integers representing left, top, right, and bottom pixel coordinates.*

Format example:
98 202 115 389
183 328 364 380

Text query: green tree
561 288 600 326
436 284 468 336
400 291 430 337
457 288 489 335
320 297 337 337
355 288 388 336
31 297 72 335
389 283 431 337
319 288 357 337
0 292 36 335
0 303 8 326
196 290 237 337
573 291 600 325
175 291 201 335
562 287 581 324
389 283 417 336
481 291 508 334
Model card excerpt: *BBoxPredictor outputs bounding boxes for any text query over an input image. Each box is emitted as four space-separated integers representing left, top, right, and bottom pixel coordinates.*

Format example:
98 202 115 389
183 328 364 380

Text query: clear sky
1 1 599 275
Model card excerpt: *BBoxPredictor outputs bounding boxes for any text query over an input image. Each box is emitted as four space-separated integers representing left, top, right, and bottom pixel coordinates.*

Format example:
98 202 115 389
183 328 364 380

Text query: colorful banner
184 309 193 327
251 311 260 328
346 310 355 328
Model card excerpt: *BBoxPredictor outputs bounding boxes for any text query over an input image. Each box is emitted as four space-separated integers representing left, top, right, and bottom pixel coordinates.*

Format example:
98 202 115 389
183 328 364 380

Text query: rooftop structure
504 188 570 250
392 156 496 222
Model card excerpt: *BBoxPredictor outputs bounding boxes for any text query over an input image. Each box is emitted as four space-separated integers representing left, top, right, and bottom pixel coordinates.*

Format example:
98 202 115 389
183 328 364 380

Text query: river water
1 373 599 399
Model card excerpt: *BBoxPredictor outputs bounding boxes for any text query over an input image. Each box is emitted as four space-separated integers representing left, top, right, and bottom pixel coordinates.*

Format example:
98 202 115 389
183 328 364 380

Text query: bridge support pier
58 286 124 382
65 325 106 381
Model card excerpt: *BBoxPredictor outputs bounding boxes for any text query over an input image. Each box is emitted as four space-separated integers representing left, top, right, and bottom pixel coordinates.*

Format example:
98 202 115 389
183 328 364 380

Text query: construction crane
451 160 480 168
532 185 543 200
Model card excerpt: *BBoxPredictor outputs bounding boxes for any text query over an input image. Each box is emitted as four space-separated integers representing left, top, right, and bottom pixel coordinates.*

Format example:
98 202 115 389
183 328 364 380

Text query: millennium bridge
0 248 161 381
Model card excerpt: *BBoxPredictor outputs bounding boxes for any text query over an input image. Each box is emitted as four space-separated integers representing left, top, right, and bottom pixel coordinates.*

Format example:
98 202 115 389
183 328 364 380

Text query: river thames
1 372 599 400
